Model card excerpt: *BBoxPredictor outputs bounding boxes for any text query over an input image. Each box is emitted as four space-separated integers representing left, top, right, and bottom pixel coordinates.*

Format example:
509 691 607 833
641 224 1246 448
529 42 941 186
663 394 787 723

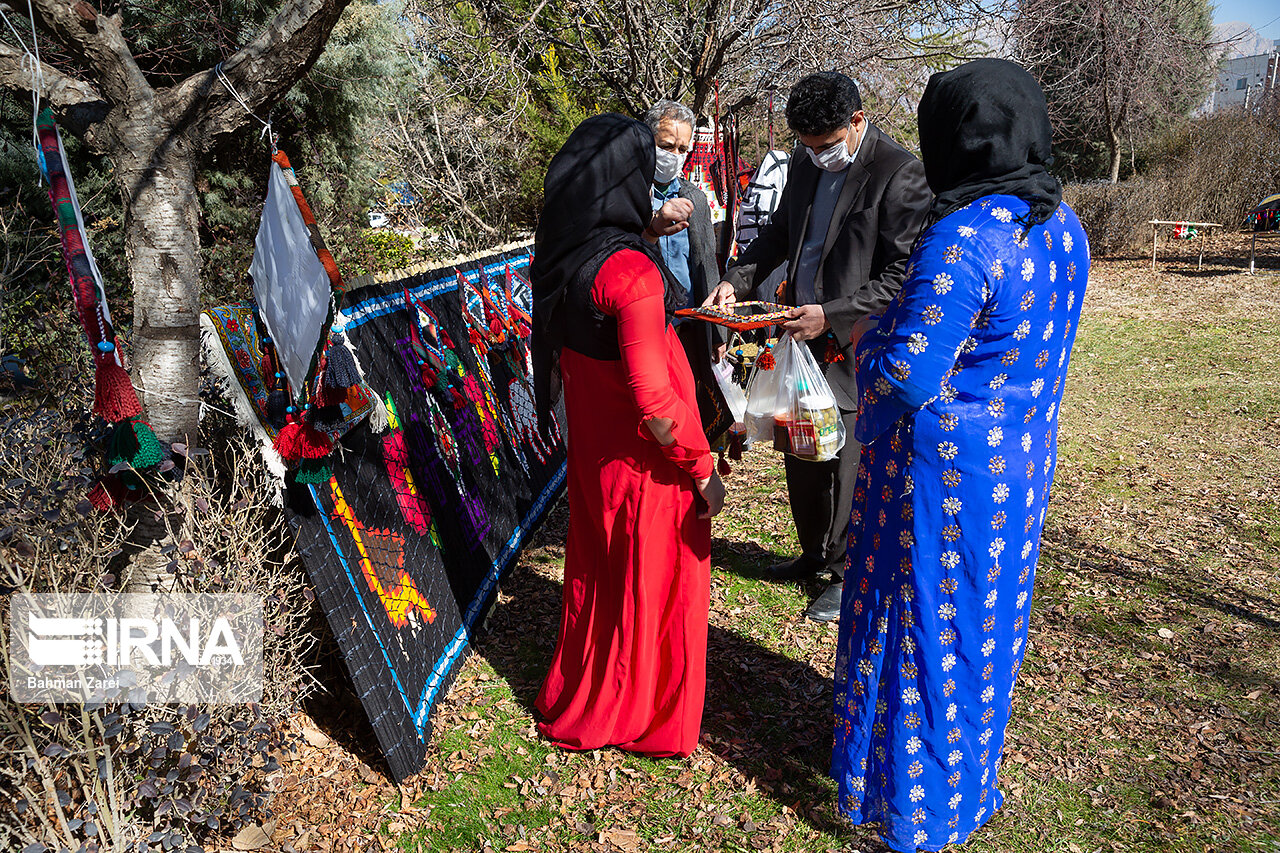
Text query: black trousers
782 407 861 580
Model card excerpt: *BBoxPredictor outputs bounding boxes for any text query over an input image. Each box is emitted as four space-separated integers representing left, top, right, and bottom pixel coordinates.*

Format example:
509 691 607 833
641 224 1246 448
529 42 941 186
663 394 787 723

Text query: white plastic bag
712 358 748 424
744 334 845 461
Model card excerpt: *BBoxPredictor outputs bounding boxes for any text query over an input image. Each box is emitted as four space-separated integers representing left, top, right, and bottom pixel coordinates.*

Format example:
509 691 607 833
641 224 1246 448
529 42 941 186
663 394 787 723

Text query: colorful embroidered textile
216 242 566 780
673 301 790 331
200 303 373 444
35 108 143 425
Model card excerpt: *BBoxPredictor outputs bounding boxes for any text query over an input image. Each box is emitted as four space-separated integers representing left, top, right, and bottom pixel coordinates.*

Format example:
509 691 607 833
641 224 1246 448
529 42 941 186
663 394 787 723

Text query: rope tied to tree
214 62 276 151
0 0 47 176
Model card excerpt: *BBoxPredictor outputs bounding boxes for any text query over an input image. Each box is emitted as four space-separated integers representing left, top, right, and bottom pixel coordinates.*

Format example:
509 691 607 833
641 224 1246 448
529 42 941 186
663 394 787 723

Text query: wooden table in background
1148 220 1221 271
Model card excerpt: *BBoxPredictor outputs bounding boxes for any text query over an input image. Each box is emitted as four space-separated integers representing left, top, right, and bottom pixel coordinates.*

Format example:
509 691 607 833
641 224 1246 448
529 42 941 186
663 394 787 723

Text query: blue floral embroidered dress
832 195 1090 851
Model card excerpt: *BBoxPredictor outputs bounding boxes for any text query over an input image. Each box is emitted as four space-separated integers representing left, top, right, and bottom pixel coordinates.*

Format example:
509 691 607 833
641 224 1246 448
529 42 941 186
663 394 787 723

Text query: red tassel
487 317 506 343
757 349 776 370
717 454 731 476
468 328 484 347
273 420 333 462
88 476 127 512
450 388 467 409
94 356 142 422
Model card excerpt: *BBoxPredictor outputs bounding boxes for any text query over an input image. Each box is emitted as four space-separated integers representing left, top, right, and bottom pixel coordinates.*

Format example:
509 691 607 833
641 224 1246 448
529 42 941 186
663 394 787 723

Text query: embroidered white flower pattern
1021 258 1035 281
933 272 954 294
991 207 1013 223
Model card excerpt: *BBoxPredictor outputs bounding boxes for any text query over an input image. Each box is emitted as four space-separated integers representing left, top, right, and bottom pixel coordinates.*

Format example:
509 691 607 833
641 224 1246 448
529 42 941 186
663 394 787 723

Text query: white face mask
807 128 855 172
654 147 686 184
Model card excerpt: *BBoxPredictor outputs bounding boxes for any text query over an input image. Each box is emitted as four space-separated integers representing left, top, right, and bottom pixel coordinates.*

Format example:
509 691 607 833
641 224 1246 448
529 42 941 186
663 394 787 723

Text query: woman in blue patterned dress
831 59 1090 851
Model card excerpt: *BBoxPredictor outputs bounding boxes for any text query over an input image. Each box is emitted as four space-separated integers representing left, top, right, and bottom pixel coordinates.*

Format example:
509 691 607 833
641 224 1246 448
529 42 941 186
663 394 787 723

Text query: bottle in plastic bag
744 336 792 445
745 333 845 461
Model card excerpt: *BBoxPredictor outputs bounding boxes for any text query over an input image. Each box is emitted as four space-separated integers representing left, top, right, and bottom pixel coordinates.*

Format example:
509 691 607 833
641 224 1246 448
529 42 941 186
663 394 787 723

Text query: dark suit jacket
723 124 931 410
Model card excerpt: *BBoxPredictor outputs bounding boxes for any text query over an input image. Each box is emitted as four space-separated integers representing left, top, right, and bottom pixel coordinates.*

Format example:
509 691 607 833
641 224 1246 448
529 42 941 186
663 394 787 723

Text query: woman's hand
695 471 725 519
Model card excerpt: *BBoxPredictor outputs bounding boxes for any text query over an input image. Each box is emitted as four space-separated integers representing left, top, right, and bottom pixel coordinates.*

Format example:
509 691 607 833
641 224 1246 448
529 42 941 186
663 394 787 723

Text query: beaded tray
673 300 790 330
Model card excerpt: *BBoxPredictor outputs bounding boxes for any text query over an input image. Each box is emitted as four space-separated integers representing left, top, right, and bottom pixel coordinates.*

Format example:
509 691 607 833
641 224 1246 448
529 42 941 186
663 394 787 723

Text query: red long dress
535 249 714 757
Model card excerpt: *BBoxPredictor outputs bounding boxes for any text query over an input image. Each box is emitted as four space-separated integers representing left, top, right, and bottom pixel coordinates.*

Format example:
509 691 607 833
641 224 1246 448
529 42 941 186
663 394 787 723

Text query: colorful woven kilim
673 301 790 331
211 241 566 780
200 303 373 442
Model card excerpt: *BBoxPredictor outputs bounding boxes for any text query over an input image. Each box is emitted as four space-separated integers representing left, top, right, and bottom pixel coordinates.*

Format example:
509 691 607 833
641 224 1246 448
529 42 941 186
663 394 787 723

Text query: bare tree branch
0 40 105 111
26 0 150 104
166 0 355 144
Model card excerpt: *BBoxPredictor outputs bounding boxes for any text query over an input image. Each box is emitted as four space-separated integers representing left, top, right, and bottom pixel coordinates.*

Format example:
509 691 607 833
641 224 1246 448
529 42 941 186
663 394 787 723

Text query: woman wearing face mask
642 100 733 442
705 71 932 623
531 113 726 757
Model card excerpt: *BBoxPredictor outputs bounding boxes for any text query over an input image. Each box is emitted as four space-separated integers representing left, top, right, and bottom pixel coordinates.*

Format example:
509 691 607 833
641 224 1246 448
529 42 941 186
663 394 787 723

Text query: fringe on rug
199 313 287 501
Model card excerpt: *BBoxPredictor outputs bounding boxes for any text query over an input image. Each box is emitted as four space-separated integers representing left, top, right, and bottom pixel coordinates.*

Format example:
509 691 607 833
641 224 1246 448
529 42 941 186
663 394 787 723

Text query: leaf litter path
261 249 1280 853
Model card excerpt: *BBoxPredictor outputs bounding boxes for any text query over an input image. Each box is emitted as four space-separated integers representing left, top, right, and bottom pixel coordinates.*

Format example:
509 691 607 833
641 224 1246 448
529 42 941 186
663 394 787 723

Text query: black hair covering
530 113 687 433
917 58 1062 228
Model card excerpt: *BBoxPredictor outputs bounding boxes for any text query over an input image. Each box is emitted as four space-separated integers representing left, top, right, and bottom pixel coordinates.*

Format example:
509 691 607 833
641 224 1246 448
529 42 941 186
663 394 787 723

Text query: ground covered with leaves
262 238 1280 853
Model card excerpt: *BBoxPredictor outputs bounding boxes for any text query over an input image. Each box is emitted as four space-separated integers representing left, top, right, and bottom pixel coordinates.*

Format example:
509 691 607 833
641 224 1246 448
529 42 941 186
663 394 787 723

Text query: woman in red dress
530 114 726 757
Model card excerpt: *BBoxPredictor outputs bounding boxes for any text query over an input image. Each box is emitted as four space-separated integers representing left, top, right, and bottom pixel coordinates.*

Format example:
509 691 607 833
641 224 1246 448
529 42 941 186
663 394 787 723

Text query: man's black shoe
761 557 823 581
804 581 843 623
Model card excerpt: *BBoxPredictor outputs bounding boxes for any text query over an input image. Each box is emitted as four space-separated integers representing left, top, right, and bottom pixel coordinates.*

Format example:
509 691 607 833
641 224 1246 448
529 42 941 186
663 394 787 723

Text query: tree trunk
111 110 204 445
1108 141 1122 184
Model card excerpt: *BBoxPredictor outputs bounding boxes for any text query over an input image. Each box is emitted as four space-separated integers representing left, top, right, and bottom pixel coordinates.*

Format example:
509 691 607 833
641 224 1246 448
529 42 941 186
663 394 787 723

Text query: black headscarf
530 113 687 432
917 58 1062 228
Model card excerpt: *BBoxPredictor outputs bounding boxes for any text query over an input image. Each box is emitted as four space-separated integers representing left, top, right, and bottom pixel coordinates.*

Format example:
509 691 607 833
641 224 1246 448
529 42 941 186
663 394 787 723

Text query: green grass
275 260 1280 852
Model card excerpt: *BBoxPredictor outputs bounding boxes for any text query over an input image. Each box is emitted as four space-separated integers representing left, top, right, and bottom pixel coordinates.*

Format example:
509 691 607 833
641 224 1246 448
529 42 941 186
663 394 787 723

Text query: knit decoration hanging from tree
36 107 162 498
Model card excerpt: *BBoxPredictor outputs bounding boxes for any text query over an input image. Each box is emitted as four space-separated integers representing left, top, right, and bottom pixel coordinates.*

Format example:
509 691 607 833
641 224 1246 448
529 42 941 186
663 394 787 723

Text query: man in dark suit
643 101 732 440
705 72 931 621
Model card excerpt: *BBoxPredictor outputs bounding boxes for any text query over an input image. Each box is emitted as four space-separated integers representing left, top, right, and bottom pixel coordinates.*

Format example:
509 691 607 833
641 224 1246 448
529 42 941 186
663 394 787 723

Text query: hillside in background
1215 21 1274 58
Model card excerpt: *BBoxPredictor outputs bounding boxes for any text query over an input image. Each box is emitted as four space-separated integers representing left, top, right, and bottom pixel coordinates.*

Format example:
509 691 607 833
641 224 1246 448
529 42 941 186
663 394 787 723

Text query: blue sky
1213 0 1280 39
